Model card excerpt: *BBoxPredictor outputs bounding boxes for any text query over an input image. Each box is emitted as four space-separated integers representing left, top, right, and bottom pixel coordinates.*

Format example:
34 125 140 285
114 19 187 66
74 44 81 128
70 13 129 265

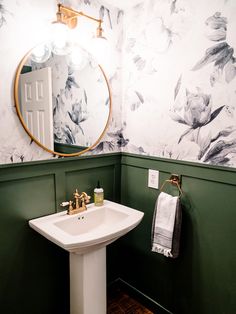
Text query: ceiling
103 0 143 10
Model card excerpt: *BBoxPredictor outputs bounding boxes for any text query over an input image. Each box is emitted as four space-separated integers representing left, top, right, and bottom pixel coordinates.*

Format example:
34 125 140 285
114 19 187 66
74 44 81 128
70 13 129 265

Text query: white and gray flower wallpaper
122 0 236 166
28 49 110 148
1 0 236 167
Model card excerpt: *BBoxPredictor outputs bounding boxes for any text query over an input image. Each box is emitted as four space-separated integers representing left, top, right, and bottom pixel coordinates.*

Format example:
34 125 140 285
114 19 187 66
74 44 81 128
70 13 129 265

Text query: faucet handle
60 200 74 214
81 192 91 203
60 201 70 207
85 195 91 204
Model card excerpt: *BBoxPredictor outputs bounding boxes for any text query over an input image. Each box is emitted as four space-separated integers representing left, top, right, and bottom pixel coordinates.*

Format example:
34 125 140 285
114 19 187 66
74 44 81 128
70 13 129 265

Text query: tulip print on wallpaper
170 86 236 164
192 12 236 86
122 0 236 167
170 10 236 165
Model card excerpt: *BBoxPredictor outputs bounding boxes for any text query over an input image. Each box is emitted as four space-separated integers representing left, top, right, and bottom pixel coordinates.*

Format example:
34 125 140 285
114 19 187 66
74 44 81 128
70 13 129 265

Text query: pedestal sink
29 200 144 314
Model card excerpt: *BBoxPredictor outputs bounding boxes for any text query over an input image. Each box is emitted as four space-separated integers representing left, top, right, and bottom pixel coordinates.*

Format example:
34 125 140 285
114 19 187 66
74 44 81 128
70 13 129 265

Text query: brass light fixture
54 3 105 39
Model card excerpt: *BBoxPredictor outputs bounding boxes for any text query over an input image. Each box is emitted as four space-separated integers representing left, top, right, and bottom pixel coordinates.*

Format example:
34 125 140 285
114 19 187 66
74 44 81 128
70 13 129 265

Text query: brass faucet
60 189 91 215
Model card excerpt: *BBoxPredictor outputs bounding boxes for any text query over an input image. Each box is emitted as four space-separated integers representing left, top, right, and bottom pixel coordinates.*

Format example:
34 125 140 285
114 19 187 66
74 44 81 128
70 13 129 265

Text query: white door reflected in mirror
14 40 111 157
20 67 54 150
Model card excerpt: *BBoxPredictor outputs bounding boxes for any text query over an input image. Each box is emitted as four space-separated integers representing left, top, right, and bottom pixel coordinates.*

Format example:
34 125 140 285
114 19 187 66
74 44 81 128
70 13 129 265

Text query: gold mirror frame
14 46 112 157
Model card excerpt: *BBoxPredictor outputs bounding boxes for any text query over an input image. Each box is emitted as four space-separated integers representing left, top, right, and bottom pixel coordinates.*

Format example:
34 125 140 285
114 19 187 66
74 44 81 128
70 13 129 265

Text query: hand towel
151 192 182 258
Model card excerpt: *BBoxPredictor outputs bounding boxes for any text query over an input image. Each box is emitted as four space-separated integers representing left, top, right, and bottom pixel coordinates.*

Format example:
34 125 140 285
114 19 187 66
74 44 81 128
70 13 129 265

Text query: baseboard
108 278 173 314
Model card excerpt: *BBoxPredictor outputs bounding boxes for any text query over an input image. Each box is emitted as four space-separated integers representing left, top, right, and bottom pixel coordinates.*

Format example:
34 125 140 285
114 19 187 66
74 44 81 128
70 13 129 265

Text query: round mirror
14 41 112 156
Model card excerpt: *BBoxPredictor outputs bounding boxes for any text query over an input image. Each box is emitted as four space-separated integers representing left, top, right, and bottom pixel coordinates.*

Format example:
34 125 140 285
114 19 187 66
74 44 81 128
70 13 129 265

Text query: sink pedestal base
70 247 106 314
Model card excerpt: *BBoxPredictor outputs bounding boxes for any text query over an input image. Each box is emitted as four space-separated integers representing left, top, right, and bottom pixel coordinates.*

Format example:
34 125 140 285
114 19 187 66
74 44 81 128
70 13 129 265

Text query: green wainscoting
0 152 235 314
119 153 236 314
0 153 121 314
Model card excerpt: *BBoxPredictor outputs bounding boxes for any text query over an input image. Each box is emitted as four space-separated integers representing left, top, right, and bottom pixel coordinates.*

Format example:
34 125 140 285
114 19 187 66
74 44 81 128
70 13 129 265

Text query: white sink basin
29 200 144 253
29 200 144 314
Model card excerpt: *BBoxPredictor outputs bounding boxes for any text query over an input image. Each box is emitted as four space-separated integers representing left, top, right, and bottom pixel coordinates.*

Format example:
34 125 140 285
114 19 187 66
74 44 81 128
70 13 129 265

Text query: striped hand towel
151 192 182 258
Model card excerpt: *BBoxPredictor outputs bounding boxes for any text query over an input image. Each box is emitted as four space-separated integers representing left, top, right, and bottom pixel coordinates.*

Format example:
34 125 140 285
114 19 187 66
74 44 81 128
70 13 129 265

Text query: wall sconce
50 3 110 67
53 3 106 39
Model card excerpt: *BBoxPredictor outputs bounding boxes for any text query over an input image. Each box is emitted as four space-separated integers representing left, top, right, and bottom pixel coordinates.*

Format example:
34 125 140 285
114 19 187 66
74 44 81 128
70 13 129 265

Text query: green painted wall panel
0 175 56 217
0 174 69 314
0 152 235 314
120 154 236 314
0 154 121 314
65 165 115 203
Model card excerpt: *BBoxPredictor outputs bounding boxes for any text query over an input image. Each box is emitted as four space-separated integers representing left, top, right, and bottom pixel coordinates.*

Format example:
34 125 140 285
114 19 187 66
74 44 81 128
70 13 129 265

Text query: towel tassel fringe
152 244 173 258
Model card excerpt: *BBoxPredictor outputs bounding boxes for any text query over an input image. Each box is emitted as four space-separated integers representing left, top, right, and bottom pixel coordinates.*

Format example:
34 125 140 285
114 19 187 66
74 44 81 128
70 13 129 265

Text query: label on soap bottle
94 191 104 206
94 181 104 206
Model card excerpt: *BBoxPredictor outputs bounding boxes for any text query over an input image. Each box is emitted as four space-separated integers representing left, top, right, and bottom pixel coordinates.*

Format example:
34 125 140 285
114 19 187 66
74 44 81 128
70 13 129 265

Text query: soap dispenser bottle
94 181 104 206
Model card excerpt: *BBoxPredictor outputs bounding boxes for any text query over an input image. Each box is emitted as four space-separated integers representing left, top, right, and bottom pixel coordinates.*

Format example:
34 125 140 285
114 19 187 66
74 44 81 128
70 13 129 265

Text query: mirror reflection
14 41 111 156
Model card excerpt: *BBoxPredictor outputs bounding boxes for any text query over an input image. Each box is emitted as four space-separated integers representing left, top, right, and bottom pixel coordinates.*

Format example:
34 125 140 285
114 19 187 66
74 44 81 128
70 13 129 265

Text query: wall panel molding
121 153 236 185
119 153 236 314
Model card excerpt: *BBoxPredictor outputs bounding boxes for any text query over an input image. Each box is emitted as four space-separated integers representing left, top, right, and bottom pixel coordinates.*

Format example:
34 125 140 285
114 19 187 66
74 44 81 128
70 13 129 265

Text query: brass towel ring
160 174 183 196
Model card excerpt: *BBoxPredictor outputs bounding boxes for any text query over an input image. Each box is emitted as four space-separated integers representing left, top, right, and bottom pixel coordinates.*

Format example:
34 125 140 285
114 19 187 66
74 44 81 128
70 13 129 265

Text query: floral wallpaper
28 48 110 148
122 0 236 167
0 0 123 163
1 0 236 168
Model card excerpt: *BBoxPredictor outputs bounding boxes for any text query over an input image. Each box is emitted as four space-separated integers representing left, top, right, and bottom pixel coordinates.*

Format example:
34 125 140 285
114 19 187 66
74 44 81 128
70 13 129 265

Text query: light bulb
88 36 110 66
50 22 71 55
66 46 88 70
30 42 52 63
